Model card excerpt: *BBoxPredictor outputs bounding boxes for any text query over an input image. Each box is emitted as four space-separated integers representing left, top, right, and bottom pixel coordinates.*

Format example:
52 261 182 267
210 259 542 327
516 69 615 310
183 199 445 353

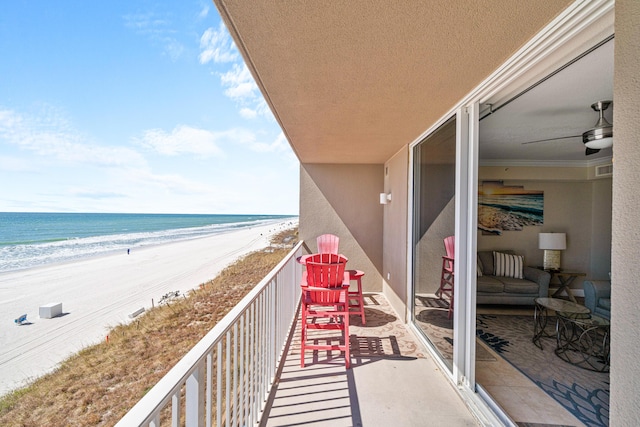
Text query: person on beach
127 249 130 255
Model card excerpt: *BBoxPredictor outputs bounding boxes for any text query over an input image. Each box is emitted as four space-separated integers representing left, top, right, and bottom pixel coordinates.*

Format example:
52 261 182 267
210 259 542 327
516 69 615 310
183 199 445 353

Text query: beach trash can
39 302 62 319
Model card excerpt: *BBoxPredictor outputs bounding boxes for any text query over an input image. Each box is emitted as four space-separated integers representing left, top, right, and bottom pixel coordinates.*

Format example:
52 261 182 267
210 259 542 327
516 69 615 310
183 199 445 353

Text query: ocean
0 212 297 273
478 194 544 223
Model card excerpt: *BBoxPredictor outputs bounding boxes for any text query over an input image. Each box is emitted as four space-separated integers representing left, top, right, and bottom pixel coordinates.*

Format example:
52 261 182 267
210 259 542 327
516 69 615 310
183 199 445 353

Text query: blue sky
0 1 299 215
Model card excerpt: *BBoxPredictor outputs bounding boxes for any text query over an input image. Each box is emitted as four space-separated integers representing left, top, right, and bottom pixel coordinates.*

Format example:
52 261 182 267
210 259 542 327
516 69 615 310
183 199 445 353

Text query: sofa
583 280 611 319
476 250 551 305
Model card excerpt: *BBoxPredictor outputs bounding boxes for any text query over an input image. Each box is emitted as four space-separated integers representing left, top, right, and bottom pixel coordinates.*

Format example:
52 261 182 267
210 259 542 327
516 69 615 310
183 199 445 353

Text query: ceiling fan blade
520 135 581 145
586 147 601 156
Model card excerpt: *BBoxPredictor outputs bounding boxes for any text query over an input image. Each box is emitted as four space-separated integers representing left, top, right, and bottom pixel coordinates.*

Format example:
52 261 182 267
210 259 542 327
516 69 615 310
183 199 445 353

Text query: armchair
583 280 611 319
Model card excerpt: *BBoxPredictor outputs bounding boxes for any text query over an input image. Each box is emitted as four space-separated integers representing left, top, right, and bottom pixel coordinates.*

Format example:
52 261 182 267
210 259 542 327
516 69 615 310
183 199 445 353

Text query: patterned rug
414 296 496 363
349 293 427 360
291 293 427 364
477 314 609 427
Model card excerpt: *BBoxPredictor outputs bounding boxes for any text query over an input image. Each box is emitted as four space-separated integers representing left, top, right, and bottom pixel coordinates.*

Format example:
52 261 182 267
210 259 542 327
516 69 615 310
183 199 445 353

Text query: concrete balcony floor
262 293 480 426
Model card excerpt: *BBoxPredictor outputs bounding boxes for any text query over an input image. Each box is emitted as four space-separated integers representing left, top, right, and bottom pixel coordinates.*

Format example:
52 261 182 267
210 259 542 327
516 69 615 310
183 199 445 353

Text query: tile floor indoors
416 296 588 426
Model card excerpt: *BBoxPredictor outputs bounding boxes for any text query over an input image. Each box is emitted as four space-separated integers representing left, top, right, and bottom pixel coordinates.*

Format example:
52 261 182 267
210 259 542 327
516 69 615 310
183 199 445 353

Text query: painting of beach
478 181 543 235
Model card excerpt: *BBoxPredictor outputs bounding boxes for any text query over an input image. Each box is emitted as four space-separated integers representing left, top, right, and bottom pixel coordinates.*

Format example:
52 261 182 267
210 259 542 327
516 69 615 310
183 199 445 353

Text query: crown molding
480 156 613 168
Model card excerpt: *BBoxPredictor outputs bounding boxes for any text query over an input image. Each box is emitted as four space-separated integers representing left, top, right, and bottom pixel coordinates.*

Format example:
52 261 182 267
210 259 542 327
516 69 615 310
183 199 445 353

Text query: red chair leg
348 270 366 325
343 310 350 369
300 300 307 368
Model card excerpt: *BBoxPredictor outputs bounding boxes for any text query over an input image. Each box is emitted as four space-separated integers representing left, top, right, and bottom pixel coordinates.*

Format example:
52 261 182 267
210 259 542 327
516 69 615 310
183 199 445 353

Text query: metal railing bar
216 341 222 427
225 330 231 426
206 352 212 427
171 391 180 427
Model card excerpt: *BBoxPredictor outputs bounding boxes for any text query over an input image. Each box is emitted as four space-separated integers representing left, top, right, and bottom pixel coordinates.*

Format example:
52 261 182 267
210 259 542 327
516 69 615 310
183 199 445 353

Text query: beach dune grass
0 227 298 426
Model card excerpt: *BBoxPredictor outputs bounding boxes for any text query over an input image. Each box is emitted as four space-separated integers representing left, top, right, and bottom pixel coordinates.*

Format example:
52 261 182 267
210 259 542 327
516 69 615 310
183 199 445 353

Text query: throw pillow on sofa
477 255 483 276
493 251 524 279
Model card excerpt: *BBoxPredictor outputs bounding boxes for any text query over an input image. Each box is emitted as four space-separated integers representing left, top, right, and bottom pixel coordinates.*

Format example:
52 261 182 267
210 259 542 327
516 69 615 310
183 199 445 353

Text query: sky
0 1 299 215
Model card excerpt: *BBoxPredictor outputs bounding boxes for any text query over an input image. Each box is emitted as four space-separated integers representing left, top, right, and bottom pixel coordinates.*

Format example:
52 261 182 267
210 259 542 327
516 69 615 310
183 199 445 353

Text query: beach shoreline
0 220 296 396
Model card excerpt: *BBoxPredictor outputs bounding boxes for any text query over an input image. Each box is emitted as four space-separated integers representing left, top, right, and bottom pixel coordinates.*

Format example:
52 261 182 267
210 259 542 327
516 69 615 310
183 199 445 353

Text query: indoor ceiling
479 38 614 164
215 0 574 164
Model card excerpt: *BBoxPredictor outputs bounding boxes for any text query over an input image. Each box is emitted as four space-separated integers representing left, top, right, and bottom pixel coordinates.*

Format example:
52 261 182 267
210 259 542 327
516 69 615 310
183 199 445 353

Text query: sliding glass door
411 116 457 371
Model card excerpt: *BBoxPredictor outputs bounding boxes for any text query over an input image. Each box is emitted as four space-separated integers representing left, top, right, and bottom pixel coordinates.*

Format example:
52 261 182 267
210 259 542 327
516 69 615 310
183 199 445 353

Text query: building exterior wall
611 0 640 423
382 147 409 319
299 163 383 292
294 3 640 423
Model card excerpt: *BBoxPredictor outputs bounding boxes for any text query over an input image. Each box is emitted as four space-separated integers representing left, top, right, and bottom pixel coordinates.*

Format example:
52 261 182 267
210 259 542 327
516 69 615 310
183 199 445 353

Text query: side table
551 271 586 303
555 312 610 372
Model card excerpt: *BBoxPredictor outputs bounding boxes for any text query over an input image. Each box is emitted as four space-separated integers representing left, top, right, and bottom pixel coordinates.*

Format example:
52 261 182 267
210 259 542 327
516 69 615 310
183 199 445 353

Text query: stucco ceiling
215 0 574 164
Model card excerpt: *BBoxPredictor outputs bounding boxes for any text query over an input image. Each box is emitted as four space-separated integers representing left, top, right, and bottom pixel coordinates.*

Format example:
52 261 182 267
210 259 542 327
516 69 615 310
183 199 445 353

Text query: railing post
172 392 181 427
186 363 205 427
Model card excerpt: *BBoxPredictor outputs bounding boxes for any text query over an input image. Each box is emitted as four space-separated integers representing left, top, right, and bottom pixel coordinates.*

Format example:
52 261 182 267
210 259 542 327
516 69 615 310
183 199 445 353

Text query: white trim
464 102 480 388
480 156 614 168
453 108 470 384
406 140 416 326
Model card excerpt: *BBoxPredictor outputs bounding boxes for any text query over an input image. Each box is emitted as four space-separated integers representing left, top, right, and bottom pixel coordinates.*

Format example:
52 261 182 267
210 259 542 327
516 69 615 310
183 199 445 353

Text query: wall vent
595 163 613 177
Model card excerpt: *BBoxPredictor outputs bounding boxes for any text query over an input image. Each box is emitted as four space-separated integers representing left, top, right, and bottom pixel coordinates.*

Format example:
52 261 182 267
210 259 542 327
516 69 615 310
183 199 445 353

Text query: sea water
0 212 296 273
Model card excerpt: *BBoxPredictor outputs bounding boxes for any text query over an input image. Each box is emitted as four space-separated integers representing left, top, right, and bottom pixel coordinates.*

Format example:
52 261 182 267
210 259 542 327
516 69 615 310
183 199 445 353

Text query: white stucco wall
382 147 409 319
611 0 640 423
299 164 384 292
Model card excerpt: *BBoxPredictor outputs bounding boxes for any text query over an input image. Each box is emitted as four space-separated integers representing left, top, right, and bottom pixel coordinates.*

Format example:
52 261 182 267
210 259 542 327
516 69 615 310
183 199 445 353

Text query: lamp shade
538 233 566 250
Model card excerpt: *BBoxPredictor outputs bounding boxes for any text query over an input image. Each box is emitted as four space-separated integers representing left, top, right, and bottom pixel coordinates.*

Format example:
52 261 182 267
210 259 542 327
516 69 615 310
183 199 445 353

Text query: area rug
415 306 496 362
476 314 609 427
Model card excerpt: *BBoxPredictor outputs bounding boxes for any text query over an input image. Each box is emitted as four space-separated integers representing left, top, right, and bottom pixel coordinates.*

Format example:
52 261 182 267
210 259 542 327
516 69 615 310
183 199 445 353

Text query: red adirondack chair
300 254 351 368
438 235 455 319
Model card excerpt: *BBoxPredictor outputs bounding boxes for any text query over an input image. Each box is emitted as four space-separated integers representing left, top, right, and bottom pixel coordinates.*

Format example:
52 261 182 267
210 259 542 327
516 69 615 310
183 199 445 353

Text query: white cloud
198 4 210 19
199 22 238 64
198 21 276 120
247 132 290 153
123 12 172 38
126 168 219 195
134 125 262 157
239 108 257 119
123 12 185 61
165 39 185 61
0 107 146 168
220 63 258 100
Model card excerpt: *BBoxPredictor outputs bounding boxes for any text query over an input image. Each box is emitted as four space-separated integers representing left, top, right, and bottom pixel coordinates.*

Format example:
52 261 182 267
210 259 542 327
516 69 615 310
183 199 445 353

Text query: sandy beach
0 220 295 396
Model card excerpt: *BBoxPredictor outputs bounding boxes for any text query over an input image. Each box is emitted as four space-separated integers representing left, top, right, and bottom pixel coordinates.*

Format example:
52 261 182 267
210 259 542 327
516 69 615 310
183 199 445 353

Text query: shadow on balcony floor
262 293 479 427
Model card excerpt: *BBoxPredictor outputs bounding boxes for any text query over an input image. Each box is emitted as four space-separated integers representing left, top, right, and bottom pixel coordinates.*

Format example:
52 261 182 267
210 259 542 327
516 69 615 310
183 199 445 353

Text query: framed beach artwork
478 181 543 235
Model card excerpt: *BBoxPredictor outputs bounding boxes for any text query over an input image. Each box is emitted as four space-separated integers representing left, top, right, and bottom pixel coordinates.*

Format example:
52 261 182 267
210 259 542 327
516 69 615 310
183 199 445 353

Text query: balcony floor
262 293 480 426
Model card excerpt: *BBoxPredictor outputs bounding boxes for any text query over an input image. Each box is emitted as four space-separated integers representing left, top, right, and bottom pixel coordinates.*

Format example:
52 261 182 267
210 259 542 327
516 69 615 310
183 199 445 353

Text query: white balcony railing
117 242 304 427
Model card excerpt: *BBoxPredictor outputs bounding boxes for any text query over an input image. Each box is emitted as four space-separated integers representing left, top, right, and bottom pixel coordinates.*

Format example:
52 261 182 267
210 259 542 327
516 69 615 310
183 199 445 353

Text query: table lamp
538 232 566 270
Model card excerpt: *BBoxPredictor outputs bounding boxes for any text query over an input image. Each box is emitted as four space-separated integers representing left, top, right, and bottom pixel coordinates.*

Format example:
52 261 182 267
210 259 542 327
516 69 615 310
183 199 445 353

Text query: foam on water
0 213 296 273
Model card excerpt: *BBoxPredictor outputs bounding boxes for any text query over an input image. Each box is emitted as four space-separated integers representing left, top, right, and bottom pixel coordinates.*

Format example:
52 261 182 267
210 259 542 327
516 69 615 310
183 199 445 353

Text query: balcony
118 242 478 426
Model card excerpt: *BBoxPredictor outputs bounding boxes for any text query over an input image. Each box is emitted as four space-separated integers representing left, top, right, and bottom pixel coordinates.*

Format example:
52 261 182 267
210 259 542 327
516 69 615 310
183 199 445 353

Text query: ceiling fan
521 100 613 156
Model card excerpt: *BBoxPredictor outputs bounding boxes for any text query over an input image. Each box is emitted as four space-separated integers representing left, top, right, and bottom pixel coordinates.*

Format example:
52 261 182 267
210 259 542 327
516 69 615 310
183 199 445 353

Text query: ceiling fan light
583 132 613 149
582 100 613 150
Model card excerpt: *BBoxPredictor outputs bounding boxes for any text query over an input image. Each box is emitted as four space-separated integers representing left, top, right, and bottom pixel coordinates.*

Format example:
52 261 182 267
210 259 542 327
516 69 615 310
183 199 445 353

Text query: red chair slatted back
443 235 455 271
305 256 348 289
444 235 455 258
304 253 348 265
317 234 340 255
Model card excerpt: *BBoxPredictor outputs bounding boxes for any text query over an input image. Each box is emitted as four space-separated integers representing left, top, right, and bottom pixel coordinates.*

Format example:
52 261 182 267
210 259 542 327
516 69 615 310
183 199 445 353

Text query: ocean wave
478 202 543 217
0 217 293 273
